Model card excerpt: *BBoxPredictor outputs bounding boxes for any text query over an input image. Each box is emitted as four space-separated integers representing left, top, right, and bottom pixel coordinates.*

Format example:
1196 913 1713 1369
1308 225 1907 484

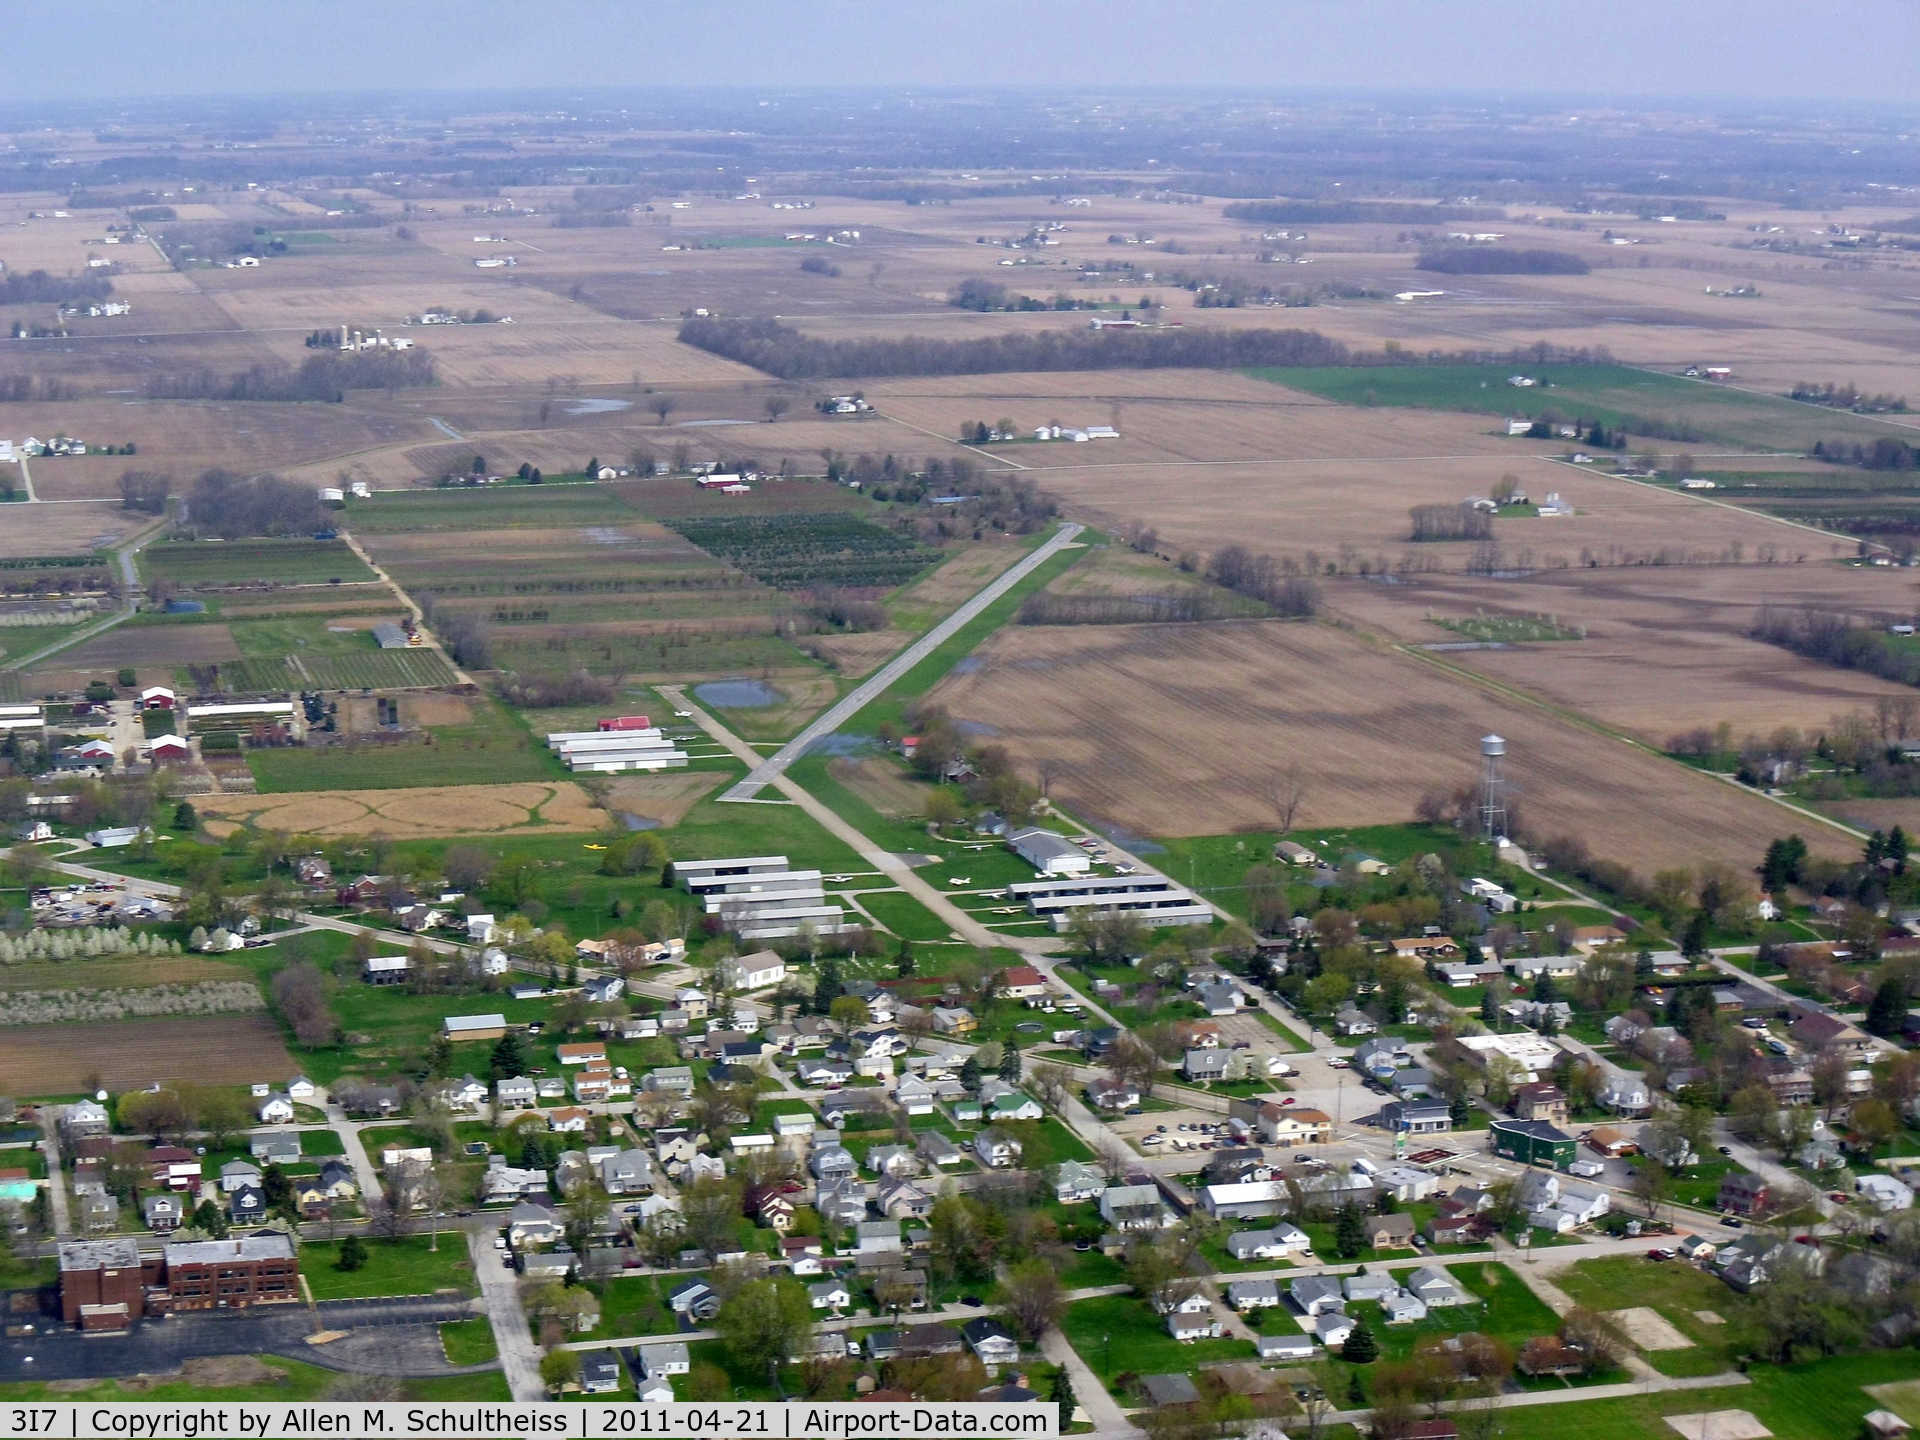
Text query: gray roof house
1290 1274 1346 1316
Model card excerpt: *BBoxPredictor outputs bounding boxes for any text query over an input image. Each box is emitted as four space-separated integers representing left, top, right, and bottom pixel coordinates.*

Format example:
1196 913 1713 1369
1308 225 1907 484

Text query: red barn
598 715 651 732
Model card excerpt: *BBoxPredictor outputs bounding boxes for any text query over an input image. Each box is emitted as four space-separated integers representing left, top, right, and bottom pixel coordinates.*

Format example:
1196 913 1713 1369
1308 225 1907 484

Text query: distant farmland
216 646 458 692
140 538 377 587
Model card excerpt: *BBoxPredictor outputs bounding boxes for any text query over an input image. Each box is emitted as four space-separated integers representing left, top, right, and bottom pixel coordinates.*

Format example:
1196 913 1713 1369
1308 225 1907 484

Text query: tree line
1417 247 1589 275
1205 545 1320 616
1018 589 1251 626
143 350 435 403
179 470 322 540
1808 436 1918 471
1224 200 1505 225
678 314 1355 380
0 268 113 305
1408 504 1494 542
1751 605 1920 688
1789 380 1908 414
417 594 493 670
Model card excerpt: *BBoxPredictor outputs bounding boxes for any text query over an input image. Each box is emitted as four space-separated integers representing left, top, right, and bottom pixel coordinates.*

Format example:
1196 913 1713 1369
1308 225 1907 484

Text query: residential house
1182 1049 1232 1083
1100 1184 1166 1232
1511 1083 1569 1128
1054 1160 1107 1205
961 1317 1020 1368
1384 1292 1430 1324
256 1093 295 1125
1256 1333 1317 1362
878 1178 933 1220
1406 1267 1469 1307
973 1131 1022 1169
495 1076 537 1109
1370 1213 1418 1249
1290 1274 1346 1316
1345 1272 1399 1304
1314 1312 1356 1347
142 1193 185 1233
667 1280 718 1322
1718 1171 1773 1217
1170 1309 1226 1341
1225 1224 1311 1262
1335 1005 1378 1037
916 1131 963 1169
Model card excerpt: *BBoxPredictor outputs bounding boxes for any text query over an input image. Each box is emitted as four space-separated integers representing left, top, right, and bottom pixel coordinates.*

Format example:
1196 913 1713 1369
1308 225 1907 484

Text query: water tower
1479 733 1508 840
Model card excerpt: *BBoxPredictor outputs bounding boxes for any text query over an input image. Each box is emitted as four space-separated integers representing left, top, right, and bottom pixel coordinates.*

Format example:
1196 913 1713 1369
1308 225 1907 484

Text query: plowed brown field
931 619 1854 871
0 1015 292 1093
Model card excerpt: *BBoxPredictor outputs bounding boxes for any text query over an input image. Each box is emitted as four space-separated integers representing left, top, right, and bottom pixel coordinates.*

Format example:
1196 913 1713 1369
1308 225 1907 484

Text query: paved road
471 1228 545 1401
719 521 1084 801
664 686 1062 959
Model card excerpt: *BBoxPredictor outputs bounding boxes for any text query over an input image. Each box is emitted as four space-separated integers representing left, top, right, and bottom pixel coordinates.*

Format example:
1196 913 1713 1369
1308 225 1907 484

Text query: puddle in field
677 418 755 428
694 678 782 708
563 397 632 415
805 733 871 758
614 812 662 831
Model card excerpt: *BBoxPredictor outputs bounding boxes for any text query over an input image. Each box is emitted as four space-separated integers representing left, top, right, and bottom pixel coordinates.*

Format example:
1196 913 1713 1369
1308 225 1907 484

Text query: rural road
338 529 473 686
719 520 1084 801
1 523 162 673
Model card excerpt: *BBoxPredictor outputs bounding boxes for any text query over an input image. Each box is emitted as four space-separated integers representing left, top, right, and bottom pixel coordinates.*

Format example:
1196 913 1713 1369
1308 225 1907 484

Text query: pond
614 812 663 831
693 678 783 708
562 397 632 415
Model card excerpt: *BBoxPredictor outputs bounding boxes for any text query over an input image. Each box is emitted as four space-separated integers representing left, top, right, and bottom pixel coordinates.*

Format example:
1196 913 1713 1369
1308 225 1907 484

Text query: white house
721 950 787 991
256 1093 295 1124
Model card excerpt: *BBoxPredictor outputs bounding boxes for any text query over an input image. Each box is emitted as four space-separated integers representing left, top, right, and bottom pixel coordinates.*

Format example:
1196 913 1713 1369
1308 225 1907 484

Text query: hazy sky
11 0 1920 105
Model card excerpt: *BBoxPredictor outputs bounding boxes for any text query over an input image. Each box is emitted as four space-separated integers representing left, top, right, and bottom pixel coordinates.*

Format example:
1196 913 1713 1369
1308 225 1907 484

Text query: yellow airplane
583 843 606 851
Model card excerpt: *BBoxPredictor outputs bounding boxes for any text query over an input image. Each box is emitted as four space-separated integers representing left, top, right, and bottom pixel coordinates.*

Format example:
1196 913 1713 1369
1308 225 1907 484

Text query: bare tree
763 395 790 422
1270 764 1308 834
650 394 678 425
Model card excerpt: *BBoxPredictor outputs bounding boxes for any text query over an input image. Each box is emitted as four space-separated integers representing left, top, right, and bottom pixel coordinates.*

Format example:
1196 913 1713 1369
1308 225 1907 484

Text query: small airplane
583 843 606 851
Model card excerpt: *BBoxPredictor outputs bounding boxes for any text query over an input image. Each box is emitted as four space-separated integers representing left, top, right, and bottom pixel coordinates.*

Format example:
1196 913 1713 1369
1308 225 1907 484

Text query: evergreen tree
1890 825 1910 875
1479 986 1498 1026
172 800 197 831
1866 830 1890 867
1681 909 1711 961
1867 977 1909 1037
192 1198 228 1238
998 1042 1022 1084
1347 1371 1366 1405
1531 971 1553 1003
1342 1318 1378 1364
813 955 844 1014
1448 1091 1472 1129
336 1234 368 1271
960 1055 982 1092
1049 1365 1075 1432
489 1030 529 1084
1333 1203 1367 1259
895 938 916 977
261 1163 292 1216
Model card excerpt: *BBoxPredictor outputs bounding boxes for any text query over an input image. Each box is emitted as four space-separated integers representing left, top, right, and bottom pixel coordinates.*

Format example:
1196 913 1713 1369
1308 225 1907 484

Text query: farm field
139 538 376 587
0 501 148 561
215 646 459 692
246 697 557 792
1326 560 1920 738
1253 361 1907 449
197 779 604 838
660 511 940 590
0 1014 293 1094
931 618 1854 871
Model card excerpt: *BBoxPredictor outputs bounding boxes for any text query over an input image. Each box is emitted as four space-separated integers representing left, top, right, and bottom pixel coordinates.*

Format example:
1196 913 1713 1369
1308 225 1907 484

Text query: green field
349 487 633 534
300 1235 479 1300
1430 611 1585 643
247 698 555 791
141 539 376 587
662 512 941 591
1061 1292 1252 1390
439 1318 499 1366
219 647 458 692
1249 363 1905 449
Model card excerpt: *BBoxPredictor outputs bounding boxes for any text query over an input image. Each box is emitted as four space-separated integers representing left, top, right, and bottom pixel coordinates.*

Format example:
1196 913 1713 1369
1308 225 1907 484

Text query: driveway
470 1228 544 1400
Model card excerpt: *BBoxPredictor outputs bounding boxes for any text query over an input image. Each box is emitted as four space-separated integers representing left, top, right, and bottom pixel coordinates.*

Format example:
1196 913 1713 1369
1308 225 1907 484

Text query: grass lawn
582 1272 683 1342
439 1317 499 1366
672 1338 792 1402
1462 1352 1920 1440
1250 1007 1311 1052
1554 1254 1749 1377
857 888 958 943
998 1115 1094 1167
302 1235 479 1300
1060 1292 1252 1391
247 698 560 793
